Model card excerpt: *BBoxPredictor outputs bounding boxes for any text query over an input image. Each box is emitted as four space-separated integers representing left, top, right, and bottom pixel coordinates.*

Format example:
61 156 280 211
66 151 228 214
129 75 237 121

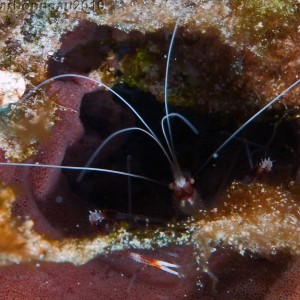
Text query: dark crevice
44 20 298 234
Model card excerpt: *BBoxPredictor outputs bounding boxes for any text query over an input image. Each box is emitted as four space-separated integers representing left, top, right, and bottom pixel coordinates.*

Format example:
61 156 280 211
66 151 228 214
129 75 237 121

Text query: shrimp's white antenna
164 11 185 162
77 126 173 183
15 11 199 201
22 73 158 141
161 112 198 156
196 78 300 175
23 73 190 178
0 162 166 186
77 112 198 182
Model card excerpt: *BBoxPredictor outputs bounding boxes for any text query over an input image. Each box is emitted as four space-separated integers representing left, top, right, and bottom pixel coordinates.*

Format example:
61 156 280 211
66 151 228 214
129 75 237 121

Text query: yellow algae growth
192 182 300 273
0 179 299 279
0 183 189 266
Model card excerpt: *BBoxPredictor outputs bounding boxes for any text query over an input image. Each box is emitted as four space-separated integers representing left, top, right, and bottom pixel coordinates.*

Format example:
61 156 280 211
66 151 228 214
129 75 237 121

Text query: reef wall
0 1 299 299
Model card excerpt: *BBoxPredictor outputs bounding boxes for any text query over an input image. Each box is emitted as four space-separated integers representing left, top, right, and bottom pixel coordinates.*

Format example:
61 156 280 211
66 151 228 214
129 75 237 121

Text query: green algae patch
117 42 204 108
120 47 158 89
228 0 300 54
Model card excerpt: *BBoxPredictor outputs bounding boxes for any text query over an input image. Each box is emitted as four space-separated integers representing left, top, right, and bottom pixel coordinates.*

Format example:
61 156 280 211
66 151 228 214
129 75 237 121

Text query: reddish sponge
0 247 199 300
199 249 293 299
0 77 100 238
266 258 300 300
29 79 88 201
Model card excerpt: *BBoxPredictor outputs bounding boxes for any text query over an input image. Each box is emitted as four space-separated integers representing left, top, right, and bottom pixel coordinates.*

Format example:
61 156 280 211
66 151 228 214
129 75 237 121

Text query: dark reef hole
60 89 298 228
45 21 299 234
63 85 192 221
195 113 298 206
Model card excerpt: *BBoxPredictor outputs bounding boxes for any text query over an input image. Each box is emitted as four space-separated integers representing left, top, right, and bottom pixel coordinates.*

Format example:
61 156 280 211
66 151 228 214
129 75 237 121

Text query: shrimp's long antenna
196 78 300 175
19 11 197 190
77 112 198 182
77 127 173 182
161 113 198 156
22 74 159 141
164 12 184 162
0 162 166 186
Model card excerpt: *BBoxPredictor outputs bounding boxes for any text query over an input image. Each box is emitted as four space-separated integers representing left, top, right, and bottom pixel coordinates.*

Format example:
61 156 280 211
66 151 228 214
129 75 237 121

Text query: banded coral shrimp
0 9 299 297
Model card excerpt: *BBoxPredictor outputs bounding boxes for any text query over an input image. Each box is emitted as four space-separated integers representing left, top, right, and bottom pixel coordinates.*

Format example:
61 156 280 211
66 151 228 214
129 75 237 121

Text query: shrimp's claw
129 252 180 276
258 157 274 174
